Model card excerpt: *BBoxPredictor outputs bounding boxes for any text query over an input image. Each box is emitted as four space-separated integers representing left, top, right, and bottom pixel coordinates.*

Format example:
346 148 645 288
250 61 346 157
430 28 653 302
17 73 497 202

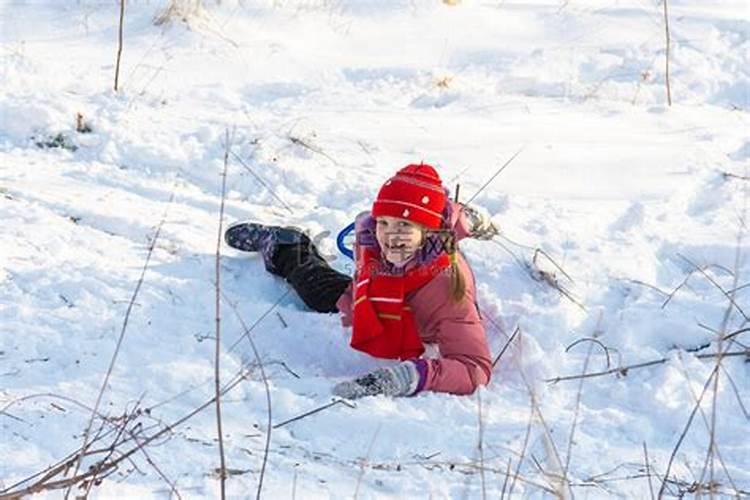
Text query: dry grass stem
213 128 233 499
222 291 274 500
66 183 177 498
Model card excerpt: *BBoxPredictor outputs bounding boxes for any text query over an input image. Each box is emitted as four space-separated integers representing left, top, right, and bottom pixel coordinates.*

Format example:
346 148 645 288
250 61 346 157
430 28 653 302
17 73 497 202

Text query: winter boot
224 221 309 275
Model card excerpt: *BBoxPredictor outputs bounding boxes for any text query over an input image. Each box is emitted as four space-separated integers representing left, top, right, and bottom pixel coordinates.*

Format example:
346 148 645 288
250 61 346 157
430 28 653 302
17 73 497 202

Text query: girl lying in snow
225 163 497 399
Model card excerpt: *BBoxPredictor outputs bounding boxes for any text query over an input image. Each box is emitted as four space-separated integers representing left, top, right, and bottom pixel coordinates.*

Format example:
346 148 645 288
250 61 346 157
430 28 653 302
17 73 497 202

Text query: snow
1 0 748 498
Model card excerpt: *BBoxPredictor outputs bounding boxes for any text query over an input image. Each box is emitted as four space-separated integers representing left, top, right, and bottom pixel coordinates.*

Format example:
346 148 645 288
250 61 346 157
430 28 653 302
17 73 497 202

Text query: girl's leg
269 234 352 313
225 221 351 313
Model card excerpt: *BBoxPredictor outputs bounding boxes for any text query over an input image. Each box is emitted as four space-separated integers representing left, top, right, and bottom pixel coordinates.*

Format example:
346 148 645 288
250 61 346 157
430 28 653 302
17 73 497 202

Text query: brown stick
214 129 232 499
229 150 294 214
221 291 273 500
66 184 177 497
272 399 354 429
463 147 524 207
354 424 382 499
0 375 248 500
507 394 534 498
643 442 656 500
657 357 722 498
476 390 487 500
563 314 603 484
547 349 748 384
677 253 749 321
500 457 512 500
492 325 520 368
676 355 739 496
663 0 672 106
114 0 125 91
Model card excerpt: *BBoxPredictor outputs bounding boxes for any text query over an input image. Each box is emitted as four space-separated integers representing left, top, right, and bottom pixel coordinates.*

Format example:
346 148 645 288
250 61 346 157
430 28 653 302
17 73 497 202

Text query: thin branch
354 424 382 500
533 248 574 284
222 291 273 500
661 268 699 309
662 0 672 106
492 325 520 368
476 390 487 500
722 171 750 182
1 374 249 499
719 364 749 419
643 442 656 500
463 147 524 206
563 317 601 485
273 399 355 429
677 253 749 321
214 129 232 499
288 134 340 166
657 358 721 498
507 393 534 498
547 349 748 384
229 150 294 214
676 355 739 496
114 0 125 92
227 287 294 353
518 334 571 498
500 457 512 500
565 337 612 370
67 183 177 496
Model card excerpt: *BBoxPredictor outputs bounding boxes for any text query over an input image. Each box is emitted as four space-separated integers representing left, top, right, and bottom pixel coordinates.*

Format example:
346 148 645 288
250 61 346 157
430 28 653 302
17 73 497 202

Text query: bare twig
643 442 656 500
662 0 672 105
463 148 524 207
500 457 512 500
114 0 125 91
620 278 671 297
565 337 612 370
273 399 355 429
703 217 745 498
229 150 294 214
657 357 722 498
354 424 382 500
214 129 233 499
492 325 520 368
517 333 571 498
547 349 748 384
719 363 749 419
227 288 294 353
1 374 249 499
476 390 487 500
677 253 749 321
675 354 739 496
661 268 699 309
67 183 177 497
533 248 574 284
288 134 340 166
222 291 273 500
563 314 603 485
722 172 750 182
508 393 535 498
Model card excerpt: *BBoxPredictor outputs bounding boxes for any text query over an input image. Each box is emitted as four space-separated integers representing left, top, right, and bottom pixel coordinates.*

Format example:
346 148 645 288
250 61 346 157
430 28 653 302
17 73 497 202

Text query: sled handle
337 221 356 260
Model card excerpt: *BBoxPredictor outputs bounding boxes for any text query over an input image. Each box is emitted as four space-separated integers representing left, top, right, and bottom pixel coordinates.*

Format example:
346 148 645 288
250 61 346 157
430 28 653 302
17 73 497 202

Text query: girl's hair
442 194 466 303
446 234 466 303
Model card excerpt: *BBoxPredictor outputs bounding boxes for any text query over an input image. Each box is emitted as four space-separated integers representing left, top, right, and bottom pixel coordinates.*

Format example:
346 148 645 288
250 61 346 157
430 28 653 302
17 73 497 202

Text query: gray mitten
461 203 499 240
332 362 421 400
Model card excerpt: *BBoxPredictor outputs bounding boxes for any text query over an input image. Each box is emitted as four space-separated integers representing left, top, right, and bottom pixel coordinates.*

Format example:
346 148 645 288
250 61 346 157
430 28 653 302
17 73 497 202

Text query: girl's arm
449 200 498 242
412 249 493 395
418 300 492 395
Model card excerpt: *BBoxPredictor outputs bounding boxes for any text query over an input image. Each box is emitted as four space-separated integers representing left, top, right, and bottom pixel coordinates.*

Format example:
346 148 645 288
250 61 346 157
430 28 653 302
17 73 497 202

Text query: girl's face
375 216 425 265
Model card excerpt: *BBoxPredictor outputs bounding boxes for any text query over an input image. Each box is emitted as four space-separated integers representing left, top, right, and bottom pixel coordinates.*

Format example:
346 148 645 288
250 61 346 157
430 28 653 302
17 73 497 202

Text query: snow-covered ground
1 0 748 498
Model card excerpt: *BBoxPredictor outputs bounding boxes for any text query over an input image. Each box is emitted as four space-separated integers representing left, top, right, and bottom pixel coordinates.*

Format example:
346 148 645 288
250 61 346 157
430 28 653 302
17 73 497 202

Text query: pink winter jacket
336 201 492 395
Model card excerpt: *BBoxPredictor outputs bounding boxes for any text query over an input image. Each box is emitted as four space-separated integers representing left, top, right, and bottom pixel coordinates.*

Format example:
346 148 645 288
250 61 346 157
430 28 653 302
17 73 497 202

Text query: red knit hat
372 163 447 230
